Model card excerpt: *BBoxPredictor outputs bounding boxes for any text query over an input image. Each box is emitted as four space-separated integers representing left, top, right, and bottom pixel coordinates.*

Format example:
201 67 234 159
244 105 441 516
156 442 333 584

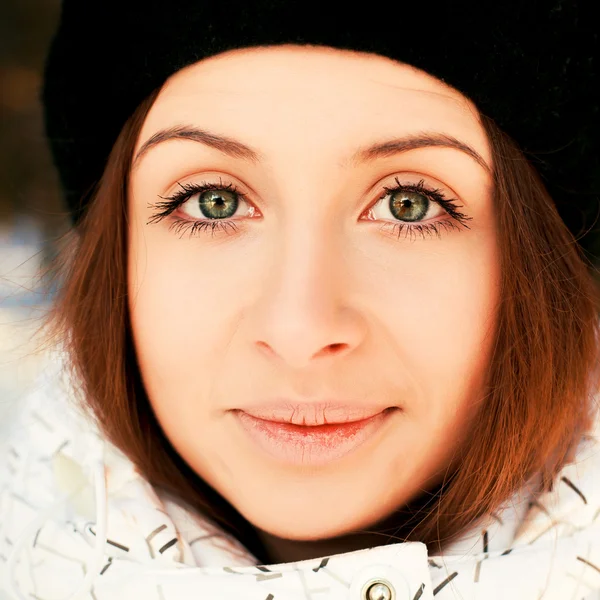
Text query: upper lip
237 400 396 426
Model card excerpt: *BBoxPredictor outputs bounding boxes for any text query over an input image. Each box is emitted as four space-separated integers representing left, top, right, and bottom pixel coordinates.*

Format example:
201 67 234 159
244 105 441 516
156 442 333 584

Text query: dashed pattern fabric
1 354 599 600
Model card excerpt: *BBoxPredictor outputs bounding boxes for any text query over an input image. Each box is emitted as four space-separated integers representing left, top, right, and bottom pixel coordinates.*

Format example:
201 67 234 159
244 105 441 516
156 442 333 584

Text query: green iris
198 189 238 219
389 191 428 222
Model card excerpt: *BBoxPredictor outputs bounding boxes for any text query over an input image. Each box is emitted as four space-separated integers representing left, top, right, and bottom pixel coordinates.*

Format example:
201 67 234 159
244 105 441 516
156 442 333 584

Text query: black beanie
41 0 600 261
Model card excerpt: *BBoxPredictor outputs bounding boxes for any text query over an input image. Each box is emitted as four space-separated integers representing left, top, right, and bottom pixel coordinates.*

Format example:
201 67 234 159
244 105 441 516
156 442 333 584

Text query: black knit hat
42 0 600 261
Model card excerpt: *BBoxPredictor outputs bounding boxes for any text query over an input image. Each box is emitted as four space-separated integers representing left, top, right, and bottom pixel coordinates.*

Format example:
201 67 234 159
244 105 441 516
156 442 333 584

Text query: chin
237 491 393 542
254 516 360 542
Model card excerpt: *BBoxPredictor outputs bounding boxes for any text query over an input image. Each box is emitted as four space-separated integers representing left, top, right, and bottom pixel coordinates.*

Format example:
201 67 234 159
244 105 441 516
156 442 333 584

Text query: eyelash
146 177 473 241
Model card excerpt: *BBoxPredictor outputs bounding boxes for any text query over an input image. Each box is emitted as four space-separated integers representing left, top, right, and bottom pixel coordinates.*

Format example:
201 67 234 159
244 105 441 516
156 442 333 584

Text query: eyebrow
132 126 262 169
132 125 491 174
352 132 491 174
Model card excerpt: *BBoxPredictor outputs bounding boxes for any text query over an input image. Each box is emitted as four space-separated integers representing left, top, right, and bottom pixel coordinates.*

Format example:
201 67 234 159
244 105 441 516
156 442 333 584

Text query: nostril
324 342 346 354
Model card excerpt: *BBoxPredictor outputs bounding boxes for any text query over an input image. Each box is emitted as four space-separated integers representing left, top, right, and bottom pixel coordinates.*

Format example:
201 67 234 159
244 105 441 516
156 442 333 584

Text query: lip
233 407 399 467
238 400 396 426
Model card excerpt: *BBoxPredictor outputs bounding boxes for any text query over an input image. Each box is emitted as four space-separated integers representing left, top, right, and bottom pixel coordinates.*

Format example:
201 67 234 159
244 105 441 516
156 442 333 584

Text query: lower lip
234 408 398 467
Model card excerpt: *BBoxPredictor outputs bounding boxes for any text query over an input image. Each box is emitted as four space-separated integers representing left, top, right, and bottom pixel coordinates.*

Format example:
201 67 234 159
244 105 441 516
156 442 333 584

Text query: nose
249 230 366 370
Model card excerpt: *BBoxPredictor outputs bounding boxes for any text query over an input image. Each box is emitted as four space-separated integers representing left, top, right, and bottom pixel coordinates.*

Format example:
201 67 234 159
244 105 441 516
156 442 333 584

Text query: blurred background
1 0 67 431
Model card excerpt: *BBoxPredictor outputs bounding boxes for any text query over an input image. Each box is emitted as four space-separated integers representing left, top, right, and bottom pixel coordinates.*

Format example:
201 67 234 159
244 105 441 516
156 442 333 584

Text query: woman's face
128 45 499 542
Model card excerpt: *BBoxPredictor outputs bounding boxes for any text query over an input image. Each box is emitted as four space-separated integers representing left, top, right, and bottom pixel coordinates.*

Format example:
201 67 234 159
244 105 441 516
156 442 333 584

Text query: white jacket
1 352 600 600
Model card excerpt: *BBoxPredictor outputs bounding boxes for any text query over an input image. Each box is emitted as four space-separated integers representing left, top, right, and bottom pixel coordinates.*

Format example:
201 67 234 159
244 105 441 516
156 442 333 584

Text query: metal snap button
349 564 411 600
364 579 394 600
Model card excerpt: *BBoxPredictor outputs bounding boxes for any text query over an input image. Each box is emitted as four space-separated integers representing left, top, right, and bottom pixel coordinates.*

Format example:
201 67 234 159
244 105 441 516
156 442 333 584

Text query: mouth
233 406 400 467
237 400 398 426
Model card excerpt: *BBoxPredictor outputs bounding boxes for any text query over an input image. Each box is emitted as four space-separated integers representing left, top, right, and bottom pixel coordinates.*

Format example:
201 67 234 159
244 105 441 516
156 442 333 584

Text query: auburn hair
34 84 600 560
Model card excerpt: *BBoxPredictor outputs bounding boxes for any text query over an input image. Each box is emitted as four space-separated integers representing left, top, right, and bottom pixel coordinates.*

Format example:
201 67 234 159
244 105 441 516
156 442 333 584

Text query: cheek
127 235 265 488
127 234 252 426
370 250 498 488
367 232 499 423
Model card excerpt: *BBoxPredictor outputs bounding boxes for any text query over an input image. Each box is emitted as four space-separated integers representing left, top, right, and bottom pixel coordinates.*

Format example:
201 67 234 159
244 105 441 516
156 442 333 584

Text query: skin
127 45 500 563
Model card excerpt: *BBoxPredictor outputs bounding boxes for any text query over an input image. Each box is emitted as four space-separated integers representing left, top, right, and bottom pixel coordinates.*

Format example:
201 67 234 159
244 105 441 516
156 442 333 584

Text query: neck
255 523 402 564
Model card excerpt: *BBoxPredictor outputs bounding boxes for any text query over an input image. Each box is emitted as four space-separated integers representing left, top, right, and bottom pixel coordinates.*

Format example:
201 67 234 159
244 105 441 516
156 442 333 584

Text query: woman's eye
367 188 445 224
359 179 473 240
146 181 257 239
180 188 255 221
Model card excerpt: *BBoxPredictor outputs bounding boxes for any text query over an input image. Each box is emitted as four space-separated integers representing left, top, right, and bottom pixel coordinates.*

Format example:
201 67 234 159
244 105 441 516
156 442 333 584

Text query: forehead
135 45 491 168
